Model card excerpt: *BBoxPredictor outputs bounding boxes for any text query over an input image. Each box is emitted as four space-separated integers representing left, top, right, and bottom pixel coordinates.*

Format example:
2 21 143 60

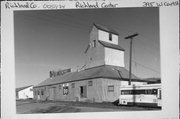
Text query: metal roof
98 40 125 51
16 85 33 92
144 78 161 83
34 65 148 88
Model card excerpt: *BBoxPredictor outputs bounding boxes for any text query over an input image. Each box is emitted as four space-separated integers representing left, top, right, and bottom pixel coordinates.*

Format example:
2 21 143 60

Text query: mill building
33 24 149 102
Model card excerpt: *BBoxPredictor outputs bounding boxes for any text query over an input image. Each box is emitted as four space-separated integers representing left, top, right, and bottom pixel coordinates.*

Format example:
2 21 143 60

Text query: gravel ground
16 100 160 114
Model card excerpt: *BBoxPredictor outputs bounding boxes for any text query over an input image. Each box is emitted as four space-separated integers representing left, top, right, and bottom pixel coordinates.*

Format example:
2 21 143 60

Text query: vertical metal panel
35 78 141 103
105 47 125 67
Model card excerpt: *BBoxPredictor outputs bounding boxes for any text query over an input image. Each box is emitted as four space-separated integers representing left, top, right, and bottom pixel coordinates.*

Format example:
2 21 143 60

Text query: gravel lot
16 100 160 114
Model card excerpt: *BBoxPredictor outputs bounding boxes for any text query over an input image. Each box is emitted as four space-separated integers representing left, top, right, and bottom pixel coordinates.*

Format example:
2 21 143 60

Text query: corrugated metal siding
34 78 121 102
98 30 118 45
34 77 147 102
35 65 144 88
86 26 105 68
105 47 125 67
100 78 121 102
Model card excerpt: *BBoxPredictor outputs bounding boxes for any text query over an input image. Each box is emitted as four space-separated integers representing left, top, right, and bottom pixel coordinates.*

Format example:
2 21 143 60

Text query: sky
14 7 160 88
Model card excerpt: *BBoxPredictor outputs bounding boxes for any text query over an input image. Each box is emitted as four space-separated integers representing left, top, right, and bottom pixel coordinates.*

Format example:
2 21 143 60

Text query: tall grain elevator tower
85 23 125 69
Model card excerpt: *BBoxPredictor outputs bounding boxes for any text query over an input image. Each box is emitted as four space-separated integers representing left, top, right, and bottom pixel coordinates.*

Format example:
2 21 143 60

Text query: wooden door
49 87 56 100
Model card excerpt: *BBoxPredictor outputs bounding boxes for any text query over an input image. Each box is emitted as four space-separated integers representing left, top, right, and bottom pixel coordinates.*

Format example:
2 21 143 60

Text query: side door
49 87 56 100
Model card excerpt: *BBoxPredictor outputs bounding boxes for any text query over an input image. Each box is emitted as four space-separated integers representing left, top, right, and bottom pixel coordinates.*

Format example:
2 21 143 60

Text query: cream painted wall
105 47 125 67
18 86 33 99
98 30 118 45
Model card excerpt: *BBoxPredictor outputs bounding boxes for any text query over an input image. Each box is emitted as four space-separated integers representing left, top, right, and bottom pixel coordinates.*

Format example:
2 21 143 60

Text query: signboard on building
57 68 71 76
50 68 71 78
63 83 69 95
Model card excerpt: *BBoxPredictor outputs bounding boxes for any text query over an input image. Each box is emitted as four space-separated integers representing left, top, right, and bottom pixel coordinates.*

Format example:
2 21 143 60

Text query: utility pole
125 33 139 85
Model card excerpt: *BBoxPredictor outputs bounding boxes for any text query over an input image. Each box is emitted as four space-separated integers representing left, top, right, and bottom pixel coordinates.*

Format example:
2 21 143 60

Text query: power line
113 26 159 51
129 34 160 75
131 60 160 74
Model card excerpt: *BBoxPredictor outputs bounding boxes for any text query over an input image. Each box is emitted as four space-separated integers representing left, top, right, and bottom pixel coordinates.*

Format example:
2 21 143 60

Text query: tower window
109 33 112 41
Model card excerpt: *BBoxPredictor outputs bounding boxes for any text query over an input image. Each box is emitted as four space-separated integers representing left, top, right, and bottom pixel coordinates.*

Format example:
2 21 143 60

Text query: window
152 89 158 94
121 90 132 95
145 90 152 94
88 81 93 86
71 83 75 88
108 85 114 92
109 33 112 41
121 89 158 95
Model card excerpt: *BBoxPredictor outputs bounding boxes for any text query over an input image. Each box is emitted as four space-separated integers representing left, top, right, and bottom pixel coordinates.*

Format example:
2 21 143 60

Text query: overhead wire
132 60 160 74
113 26 160 51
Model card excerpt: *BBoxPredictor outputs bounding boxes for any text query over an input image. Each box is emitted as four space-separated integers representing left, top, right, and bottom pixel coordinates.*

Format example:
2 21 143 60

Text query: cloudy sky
14 7 160 88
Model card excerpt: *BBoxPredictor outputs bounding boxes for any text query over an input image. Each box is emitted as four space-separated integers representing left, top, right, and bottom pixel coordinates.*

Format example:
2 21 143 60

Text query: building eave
34 65 148 88
16 85 33 92
98 40 125 51
93 23 119 36
34 76 148 88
